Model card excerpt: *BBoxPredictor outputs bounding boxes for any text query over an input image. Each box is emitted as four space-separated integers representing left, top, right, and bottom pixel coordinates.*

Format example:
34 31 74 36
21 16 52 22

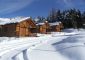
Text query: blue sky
0 0 85 18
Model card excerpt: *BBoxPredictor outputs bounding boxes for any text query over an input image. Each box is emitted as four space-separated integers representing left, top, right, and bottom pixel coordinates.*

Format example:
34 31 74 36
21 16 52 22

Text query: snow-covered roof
36 21 49 25
36 21 62 26
36 23 45 25
0 17 30 25
49 21 61 26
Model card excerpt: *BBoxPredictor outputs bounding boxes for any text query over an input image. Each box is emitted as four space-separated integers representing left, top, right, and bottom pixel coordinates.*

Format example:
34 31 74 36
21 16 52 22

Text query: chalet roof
0 17 30 25
36 23 44 25
36 21 61 26
49 21 61 26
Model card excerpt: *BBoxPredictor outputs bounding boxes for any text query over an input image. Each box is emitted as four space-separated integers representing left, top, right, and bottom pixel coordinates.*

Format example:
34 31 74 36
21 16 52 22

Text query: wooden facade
37 21 50 34
16 19 37 37
50 22 63 32
0 18 63 37
0 19 37 37
37 21 64 33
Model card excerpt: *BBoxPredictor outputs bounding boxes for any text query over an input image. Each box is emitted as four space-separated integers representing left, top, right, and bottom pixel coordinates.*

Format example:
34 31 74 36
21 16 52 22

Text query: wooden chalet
36 21 63 34
0 17 64 37
36 21 50 34
0 17 37 37
49 21 63 32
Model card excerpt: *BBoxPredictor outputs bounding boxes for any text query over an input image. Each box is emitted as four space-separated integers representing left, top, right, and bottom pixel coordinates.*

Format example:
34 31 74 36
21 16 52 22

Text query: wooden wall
0 19 37 37
2 24 16 37
16 19 36 37
56 25 61 32
39 22 50 34
0 25 3 36
0 19 63 37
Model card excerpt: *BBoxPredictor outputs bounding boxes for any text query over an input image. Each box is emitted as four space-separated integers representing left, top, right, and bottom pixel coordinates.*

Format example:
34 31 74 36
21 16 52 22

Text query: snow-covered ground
0 29 85 60
28 29 85 60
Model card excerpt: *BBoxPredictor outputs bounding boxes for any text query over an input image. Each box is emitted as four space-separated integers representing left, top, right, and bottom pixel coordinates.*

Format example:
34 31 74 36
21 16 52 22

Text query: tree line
36 8 85 29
